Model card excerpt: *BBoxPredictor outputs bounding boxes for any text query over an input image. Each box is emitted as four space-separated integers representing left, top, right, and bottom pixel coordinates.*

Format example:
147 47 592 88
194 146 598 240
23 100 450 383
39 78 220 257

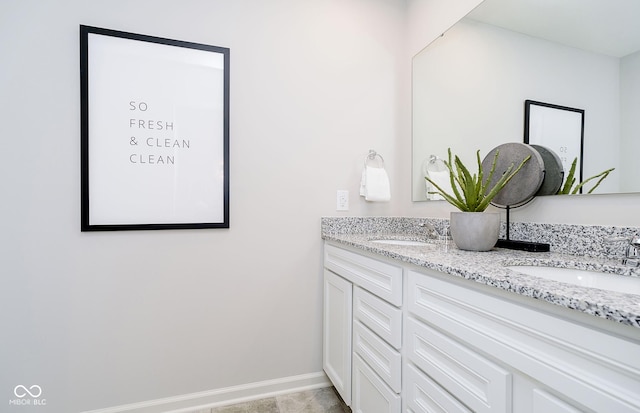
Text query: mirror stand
496 205 550 252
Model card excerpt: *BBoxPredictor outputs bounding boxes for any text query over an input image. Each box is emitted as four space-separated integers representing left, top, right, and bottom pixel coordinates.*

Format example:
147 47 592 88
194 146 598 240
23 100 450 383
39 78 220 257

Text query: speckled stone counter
322 217 640 329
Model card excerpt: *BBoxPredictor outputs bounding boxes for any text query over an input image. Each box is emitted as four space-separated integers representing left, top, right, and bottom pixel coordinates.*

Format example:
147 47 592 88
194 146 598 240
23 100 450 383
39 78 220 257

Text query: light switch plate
336 190 349 211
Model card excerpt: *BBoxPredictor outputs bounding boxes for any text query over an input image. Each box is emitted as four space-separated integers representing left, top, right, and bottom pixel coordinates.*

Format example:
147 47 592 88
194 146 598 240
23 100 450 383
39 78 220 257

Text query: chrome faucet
622 235 640 267
419 222 451 241
419 222 439 239
605 235 640 267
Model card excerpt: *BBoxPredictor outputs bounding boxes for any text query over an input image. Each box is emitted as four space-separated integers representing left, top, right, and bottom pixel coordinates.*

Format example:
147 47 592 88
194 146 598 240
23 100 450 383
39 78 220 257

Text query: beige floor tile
210 397 279 413
276 388 350 413
189 387 349 413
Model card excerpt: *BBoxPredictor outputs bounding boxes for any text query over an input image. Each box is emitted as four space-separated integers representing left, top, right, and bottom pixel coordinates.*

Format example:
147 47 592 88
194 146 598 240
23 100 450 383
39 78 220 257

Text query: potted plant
425 148 530 251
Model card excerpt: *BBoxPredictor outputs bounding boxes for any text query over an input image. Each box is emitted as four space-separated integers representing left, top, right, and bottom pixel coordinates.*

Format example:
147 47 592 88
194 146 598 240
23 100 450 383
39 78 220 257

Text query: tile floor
189 387 350 413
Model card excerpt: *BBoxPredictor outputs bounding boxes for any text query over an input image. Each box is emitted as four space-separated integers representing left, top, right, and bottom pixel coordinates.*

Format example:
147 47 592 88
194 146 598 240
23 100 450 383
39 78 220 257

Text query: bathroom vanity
322 218 640 413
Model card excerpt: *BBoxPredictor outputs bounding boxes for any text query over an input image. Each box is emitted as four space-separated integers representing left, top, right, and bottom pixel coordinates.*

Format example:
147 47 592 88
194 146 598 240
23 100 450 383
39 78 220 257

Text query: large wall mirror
412 0 640 201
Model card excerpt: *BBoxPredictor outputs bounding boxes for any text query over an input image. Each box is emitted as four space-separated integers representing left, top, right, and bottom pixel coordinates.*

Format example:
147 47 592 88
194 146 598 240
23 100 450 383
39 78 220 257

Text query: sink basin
371 239 432 247
506 265 640 295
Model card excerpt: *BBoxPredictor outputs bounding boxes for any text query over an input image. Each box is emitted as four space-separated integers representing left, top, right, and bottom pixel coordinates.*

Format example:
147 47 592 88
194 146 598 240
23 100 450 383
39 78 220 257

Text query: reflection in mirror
412 0 640 201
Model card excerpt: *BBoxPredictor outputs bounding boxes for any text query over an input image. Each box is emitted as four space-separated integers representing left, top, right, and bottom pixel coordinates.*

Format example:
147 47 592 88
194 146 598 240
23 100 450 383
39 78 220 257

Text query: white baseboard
81 372 332 413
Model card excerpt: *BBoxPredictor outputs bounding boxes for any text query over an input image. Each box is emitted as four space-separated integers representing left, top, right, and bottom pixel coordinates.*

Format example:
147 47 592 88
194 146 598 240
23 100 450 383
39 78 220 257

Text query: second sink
506 265 640 295
371 239 432 247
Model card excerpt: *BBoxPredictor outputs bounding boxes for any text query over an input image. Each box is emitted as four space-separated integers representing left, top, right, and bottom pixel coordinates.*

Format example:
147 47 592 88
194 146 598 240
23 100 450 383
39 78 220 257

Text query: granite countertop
323 232 640 329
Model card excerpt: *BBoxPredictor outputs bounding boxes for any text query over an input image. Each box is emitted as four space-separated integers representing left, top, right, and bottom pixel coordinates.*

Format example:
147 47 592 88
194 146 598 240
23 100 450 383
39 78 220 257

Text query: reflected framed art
524 100 584 189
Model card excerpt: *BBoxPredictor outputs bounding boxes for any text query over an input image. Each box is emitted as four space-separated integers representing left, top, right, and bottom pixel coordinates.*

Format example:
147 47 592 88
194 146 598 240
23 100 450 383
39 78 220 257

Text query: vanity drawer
352 353 401 413
354 287 402 349
403 362 472 413
353 320 401 393
405 316 512 413
324 243 402 306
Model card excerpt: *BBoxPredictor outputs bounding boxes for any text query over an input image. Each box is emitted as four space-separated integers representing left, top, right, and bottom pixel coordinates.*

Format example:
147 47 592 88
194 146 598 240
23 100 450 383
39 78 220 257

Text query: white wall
406 0 482 57
0 0 406 411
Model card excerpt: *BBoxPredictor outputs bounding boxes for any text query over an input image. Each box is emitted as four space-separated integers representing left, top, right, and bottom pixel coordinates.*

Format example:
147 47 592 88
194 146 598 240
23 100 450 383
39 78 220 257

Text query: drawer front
353 320 401 393
405 317 512 413
325 243 402 306
532 389 583 413
403 362 472 413
352 354 401 413
354 287 402 349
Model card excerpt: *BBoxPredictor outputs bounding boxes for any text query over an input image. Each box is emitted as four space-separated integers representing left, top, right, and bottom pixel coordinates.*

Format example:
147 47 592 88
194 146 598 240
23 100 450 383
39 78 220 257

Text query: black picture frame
80 25 229 231
524 100 584 191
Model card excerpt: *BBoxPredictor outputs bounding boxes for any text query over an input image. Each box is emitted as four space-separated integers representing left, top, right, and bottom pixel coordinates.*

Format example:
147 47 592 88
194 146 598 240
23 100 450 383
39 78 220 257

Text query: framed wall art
80 25 229 231
524 100 584 189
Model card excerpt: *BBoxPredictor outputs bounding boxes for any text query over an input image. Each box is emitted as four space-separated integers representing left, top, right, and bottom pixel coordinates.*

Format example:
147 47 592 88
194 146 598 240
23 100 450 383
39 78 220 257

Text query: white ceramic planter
450 211 500 251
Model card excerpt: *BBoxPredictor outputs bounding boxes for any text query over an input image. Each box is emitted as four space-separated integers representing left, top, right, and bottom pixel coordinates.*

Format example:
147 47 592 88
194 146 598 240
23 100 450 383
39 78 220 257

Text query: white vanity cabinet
323 243 403 412
323 241 640 413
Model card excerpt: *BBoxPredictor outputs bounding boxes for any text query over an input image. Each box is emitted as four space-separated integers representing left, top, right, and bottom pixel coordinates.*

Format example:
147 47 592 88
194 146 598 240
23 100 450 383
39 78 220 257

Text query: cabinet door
323 269 353 406
352 354 401 413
